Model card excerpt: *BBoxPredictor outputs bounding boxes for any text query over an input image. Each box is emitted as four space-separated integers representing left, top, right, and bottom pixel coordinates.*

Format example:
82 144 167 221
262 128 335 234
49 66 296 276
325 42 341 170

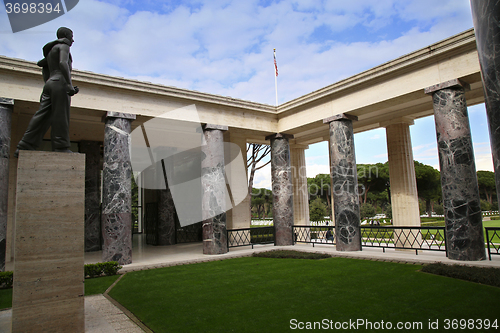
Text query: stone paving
0 295 146 333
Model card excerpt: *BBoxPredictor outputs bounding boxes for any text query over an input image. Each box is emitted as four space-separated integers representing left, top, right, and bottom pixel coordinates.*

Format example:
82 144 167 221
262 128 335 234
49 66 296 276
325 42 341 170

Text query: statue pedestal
11 151 85 333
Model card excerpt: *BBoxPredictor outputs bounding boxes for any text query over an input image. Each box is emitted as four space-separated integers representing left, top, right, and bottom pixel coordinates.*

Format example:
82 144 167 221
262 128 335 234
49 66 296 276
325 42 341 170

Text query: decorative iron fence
361 226 447 255
485 227 500 260
227 226 275 248
291 225 447 255
293 225 335 246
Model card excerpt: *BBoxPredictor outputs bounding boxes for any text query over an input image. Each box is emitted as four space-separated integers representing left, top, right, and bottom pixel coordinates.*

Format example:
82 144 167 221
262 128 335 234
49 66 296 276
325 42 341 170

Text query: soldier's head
56 27 74 45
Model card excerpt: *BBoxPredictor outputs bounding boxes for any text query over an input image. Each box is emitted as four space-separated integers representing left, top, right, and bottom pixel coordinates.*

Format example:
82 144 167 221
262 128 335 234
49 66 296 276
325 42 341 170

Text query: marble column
324 114 361 251
265 133 294 246
201 124 228 254
156 147 176 246
291 147 310 225
225 134 251 230
425 79 486 261
0 98 13 271
470 1 500 210
80 140 101 252
101 112 136 265
384 118 421 249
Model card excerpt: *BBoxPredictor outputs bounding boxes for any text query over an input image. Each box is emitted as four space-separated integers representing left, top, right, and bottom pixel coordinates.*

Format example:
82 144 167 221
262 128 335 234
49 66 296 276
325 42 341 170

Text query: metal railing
227 226 275 248
361 226 447 255
485 227 500 260
291 225 447 255
293 225 335 246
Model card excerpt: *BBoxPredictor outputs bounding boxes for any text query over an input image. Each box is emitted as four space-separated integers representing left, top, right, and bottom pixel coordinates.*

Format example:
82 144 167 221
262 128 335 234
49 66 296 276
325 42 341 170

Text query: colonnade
0 90 493 265
1 4 499 266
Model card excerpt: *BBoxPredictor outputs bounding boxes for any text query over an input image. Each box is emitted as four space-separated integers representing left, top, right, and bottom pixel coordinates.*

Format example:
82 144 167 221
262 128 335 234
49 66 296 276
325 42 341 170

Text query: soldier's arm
59 44 76 95
37 58 49 82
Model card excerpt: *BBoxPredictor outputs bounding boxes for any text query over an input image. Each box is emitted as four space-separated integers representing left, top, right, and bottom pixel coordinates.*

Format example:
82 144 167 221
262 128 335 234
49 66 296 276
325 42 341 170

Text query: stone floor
2 234 499 332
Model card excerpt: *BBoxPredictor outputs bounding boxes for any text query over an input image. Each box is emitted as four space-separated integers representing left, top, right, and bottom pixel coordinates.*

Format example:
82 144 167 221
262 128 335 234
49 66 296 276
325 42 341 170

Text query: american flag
274 49 278 77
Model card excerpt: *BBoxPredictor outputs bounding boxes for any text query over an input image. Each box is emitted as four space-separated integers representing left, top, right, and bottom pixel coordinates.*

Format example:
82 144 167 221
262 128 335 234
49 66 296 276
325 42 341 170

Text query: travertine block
12 150 85 333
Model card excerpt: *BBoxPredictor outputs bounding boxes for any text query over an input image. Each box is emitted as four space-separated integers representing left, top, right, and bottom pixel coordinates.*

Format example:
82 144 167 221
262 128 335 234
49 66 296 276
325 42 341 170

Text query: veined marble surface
432 87 486 261
102 116 133 264
269 135 294 246
328 119 361 251
201 128 228 254
471 0 500 211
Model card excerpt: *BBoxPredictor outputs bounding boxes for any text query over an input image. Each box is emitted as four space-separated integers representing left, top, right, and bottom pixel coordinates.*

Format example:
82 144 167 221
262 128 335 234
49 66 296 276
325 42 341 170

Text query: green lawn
108 257 500 333
0 275 120 310
0 288 12 310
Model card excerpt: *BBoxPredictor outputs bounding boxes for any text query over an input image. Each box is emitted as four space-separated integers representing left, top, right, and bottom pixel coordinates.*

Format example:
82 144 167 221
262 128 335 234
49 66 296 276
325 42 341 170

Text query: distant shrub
0 271 13 289
434 204 444 216
101 261 121 276
253 250 331 259
84 261 122 279
85 263 102 278
421 263 500 288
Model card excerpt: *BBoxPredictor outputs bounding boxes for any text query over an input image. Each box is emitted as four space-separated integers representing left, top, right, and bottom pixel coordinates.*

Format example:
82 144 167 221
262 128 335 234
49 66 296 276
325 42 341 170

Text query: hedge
0 261 122 289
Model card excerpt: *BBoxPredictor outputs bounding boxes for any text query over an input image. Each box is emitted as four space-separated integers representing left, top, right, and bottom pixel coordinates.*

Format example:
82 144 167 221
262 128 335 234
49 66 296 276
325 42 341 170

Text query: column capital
202 123 228 131
323 113 358 124
424 78 470 95
265 132 294 141
0 98 14 107
101 112 136 123
289 143 309 150
380 116 414 128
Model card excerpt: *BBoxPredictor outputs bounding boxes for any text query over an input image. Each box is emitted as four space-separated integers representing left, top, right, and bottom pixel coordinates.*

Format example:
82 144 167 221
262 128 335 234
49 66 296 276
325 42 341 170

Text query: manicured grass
84 275 121 296
108 257 500 333
0 275 120 310
0 288 12 310
420 217 445 223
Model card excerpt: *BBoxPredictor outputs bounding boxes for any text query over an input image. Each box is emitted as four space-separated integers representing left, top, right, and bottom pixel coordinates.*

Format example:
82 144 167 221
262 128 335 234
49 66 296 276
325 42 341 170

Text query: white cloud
306 164 330 178
374 153 388 159
475 154 494 172
0 0 474 105
252 164 272 189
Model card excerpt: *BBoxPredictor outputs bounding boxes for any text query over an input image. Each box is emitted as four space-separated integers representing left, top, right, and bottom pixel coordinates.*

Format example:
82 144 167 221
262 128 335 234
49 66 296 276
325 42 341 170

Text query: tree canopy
477 170 496 205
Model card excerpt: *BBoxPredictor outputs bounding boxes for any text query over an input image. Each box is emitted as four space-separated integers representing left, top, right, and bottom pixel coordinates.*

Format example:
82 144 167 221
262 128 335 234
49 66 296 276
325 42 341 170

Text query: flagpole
274 48 278 106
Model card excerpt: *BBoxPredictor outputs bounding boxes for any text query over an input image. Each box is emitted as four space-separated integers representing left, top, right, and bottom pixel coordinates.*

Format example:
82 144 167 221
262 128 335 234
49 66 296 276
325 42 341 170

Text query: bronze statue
15 27 78 157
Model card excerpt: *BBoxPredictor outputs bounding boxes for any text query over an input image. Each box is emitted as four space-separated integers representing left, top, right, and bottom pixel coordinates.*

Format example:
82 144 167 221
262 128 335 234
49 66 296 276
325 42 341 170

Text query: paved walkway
2 237 499 332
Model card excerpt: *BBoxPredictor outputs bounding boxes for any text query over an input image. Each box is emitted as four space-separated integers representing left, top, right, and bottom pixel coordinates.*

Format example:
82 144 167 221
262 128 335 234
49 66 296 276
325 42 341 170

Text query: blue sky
0 0 492 189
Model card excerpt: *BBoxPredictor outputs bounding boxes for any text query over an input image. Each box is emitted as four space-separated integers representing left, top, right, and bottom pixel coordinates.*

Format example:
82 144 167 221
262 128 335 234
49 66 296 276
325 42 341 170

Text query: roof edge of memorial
0 55 276 114
276 28 476 114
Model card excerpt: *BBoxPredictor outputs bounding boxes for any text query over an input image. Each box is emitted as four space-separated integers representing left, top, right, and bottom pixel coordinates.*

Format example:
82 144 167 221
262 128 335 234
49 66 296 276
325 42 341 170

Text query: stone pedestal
0 98 13 271
80 140 101 252
470 1 500 211
291 147 309 225
102 112 135 265
384 118 421 248
12 151 85 333
266 133 294 246
426 80 486 261
202 124 228 254
324 114 361 251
